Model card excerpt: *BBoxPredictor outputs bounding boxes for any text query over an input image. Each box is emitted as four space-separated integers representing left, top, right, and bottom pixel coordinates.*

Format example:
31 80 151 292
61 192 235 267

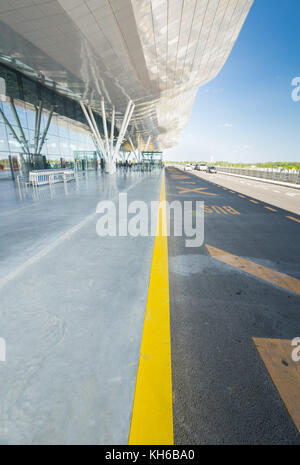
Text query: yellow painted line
195 205 240 216
229 190 235 194
176 187 218 196
223 206 240 215
211 205 228 215
265 206 277 212
206 244 300 296
238 194 246 198
287 216 300 224
249 199 259 204
253 338 300 434
129 172 173 445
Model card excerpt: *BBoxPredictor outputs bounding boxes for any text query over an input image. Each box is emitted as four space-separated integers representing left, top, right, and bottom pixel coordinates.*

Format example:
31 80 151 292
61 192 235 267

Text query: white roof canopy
0 0 253 149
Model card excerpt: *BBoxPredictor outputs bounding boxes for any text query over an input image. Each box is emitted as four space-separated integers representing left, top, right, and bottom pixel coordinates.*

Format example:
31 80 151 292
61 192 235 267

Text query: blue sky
165 0 300 163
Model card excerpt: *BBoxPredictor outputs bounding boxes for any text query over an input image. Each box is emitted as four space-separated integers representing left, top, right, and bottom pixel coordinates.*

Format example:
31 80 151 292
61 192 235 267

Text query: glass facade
0 63 101 180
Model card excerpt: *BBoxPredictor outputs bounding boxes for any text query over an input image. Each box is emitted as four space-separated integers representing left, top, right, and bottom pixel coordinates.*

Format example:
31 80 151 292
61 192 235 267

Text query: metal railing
29 169 76 186
216 167 300 185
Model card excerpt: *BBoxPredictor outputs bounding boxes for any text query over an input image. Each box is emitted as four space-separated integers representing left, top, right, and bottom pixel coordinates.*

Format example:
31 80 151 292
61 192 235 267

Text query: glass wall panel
0 122 9 151
26 105 36 130
0 63 99 176
0 66 20 99
40 85 54 111
1 101 16 125
22 76 39 107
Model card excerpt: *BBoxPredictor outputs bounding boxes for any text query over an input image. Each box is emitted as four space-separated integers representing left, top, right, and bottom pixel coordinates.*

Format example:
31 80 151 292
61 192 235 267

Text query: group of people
116 160 134 171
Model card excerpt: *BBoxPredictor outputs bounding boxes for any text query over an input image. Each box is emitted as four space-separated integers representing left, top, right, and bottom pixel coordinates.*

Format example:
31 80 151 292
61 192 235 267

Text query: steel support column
0 106 29 155
9 98 30 154
81 99 134 174
37 107 54 155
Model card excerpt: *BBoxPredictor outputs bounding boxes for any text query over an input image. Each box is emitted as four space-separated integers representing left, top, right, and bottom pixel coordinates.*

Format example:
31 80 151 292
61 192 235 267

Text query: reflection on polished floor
0 170 161 445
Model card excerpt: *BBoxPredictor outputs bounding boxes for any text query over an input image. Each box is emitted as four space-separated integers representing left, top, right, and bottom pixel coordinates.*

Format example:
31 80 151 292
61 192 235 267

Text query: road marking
205 244 300 296
180 181 196 184
198 205 240 215
287 193 297 197
212 205 228 214
287 216 300 224
273 190 280 193
171 175 190 179
238 194 246 198
222 206 240 215
229 190 235 193
176 187 218 196
249 199 259 204
129 172 173 445
265 206 277 212
253 338 300 434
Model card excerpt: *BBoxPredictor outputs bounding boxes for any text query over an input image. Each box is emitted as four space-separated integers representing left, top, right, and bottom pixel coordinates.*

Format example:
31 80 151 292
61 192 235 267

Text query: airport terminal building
0 61 106 179
0 0 253 179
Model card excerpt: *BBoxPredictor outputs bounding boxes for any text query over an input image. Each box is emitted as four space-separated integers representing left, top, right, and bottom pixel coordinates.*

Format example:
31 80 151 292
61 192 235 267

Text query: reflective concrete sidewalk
0 170 162 444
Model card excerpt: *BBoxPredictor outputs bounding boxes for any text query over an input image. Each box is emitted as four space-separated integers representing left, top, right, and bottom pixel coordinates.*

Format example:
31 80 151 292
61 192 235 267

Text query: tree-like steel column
80 99 134 174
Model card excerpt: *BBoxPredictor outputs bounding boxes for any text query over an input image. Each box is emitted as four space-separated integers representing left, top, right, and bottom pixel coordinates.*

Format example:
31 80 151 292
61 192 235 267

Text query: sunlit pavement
0 170 161 445
189 169 300 216
1 167 300 445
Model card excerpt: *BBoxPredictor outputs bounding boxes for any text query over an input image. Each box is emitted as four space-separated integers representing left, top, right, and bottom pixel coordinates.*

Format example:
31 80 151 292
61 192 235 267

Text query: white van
195 164 207 172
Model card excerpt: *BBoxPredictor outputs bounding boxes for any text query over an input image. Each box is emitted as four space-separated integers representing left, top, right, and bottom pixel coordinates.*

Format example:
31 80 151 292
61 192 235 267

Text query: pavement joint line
286 216 300 224
129 172 173 445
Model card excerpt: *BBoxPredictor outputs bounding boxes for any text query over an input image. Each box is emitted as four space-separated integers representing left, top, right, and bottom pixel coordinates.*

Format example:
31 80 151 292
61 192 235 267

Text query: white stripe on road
286 193 297 197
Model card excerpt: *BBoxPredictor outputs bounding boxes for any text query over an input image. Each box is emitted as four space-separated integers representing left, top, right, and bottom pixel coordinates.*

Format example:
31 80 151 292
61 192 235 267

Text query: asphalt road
165 167 300 445
189 169 300 215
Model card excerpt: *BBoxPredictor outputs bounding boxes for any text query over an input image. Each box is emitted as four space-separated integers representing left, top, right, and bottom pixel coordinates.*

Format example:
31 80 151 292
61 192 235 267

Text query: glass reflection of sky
0 100 95 162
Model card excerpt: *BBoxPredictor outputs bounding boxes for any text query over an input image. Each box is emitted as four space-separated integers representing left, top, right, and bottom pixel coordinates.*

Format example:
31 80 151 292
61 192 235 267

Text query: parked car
195 163 207 171
184 164 193 171
207 166 217 173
